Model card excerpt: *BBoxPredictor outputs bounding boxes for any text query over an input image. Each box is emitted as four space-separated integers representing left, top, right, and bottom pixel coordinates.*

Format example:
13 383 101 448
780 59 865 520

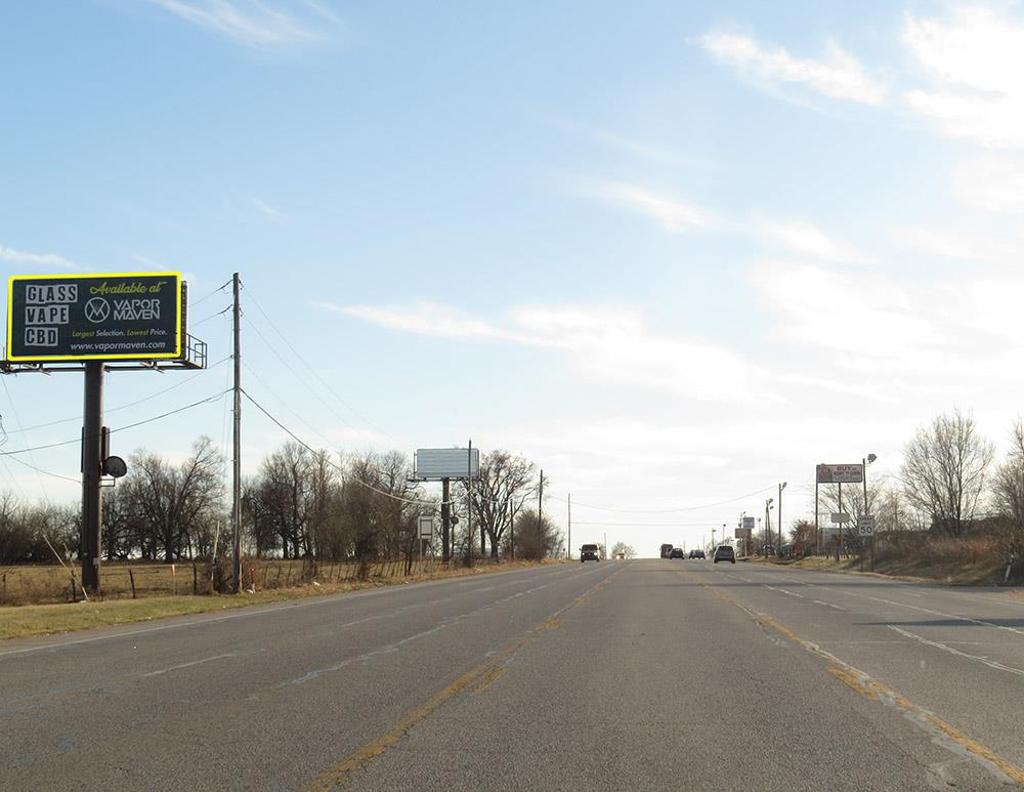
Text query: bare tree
901 409 993 536
610 541 635 559
462 450 537 558
993 419 1024 555
125 436 225 562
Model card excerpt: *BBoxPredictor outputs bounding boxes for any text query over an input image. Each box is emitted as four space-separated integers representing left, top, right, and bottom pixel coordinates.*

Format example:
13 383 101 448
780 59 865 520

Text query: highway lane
2 559 1023 790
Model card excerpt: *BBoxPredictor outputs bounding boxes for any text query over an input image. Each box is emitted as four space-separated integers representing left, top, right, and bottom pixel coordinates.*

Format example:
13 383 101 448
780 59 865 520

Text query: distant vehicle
669 547 686 559
581 543 601 562
660 543 674 559
713 545 735 564
690 549 705 560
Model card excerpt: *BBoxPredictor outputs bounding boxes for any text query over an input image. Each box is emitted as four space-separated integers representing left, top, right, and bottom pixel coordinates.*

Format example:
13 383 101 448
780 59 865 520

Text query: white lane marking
888 625 1024 679
281 564 616 686
862 595 1024 639
0 564 586 660
142 653 236 678
812 599 847 612
741 568 1024 639
765 585 805 599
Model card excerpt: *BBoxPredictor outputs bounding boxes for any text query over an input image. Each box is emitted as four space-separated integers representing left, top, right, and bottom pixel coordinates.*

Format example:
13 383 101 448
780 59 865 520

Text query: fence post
192 562 198 595
1 572 5 605
128 568 137 599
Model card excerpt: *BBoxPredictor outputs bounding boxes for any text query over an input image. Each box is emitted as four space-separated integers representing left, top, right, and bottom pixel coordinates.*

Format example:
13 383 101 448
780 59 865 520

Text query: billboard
741 516 755 532
413 448 481 481
6 273 182 362
735 528 752 540
816 463 864 484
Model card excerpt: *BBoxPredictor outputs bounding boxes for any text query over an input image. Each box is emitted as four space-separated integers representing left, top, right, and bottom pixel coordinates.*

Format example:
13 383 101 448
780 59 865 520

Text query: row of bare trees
790 409 1024 557
0 440 561 565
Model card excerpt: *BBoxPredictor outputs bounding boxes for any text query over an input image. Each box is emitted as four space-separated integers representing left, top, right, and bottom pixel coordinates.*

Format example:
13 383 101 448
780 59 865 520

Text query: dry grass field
0 557 562 640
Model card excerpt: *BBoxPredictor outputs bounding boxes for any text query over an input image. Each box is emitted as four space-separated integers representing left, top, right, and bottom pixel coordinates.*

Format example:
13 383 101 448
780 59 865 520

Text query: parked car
669 547 686 559
580 543 601 562
660 543 674 559
713 545 735 564
690 549 705 560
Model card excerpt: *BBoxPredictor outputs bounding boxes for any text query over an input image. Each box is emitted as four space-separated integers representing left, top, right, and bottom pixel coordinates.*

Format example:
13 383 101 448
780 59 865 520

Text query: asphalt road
3 560 1024 791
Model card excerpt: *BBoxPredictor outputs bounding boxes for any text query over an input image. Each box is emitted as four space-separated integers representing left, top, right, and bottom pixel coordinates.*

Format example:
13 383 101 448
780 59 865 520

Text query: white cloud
751 261 943 361
902 7 1024 148
147 0 337 47
583 180 716 232
954 157 1024 214
250 197 285 220
325 300 759 402
756 218 866 263
894 225 1024 262
700 32 884 105
0 244 79 270
317 301 527 344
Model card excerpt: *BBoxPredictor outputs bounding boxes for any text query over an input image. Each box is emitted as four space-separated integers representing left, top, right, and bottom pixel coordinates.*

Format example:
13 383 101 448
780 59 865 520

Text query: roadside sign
858 516 876 536
816 464 864 484
742 516 755 532
418 516 434 539
6 272 183 362
735 528 752 540
830 512 850 524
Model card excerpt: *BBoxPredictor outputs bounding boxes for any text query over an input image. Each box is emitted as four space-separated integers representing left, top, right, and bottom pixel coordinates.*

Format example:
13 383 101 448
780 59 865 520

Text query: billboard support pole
81 361 104 594
814 479 819 556
231 272 241 594
466 439 473 563
441 478 450 563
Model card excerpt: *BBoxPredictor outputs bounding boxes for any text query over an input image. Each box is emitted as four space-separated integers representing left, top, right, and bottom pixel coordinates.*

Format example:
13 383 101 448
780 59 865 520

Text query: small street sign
831 512 851 524
858 515 876 536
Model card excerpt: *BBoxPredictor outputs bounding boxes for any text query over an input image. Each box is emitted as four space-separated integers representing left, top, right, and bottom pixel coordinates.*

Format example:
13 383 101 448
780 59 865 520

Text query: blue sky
4 1 1024 555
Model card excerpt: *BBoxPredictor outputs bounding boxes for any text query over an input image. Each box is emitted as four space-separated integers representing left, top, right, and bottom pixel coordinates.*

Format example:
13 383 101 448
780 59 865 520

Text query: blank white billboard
413 448 481 481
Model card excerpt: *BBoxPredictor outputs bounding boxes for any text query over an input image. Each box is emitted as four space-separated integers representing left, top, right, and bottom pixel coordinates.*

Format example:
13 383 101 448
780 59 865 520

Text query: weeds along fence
0 556 487 607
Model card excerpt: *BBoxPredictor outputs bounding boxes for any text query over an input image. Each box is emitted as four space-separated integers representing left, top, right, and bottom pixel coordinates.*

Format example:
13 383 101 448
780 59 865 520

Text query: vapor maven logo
84 297 110 323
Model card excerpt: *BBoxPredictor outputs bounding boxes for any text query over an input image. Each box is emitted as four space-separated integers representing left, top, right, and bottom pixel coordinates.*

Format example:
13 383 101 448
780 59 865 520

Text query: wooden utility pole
231 272 241 594
538 469 544 525
567 492 571 560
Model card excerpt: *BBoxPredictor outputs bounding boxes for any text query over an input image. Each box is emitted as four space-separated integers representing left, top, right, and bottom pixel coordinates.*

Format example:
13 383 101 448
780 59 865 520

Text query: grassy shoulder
748 554 1008 586
0 559 562 642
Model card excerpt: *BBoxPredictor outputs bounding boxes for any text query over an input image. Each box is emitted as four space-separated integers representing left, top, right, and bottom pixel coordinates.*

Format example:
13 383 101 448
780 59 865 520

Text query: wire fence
0 555 500 607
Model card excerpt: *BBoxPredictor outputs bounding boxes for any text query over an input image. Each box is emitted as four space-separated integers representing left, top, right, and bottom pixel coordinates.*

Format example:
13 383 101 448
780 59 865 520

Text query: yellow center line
681 567 1024 786
306 562 627 791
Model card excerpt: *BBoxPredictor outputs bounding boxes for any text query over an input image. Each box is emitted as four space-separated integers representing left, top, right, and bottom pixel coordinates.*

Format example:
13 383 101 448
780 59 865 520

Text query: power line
242 285 400 443
5 454 79 484
189 277 233 309
544 486 775 514
241 388 438 508
2 357 230 435
0 390 230 457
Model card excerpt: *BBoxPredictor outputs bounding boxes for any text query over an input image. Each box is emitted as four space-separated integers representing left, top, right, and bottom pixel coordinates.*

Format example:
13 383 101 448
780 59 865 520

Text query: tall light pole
766 497 774 556
778 482 787 555
863 454 877 569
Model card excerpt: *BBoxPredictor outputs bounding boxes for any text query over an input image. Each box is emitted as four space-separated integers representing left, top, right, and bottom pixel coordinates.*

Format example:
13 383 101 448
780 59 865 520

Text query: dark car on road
689 549 705 559
713 545 735 564
669 547 686 559
581 543 601 562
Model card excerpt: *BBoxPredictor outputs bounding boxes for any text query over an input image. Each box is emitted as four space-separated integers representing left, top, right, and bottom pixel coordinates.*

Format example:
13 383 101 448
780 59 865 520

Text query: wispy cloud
322 300 759 402
755 218 867 264
147 0 338 47
700 31 884 106
0 244 79 270
581 180 716 232
954 157 1024 214
250 197 286 220
902 7 1024 148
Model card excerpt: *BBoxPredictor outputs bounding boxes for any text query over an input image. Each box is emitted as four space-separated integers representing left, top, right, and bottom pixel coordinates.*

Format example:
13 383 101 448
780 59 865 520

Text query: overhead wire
241 388 440 508
242 283 400 444
543 485 776 514
2 356 230 435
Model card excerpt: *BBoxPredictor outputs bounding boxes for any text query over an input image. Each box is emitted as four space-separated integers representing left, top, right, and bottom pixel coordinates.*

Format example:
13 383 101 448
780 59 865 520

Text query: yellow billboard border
6 272 183 362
